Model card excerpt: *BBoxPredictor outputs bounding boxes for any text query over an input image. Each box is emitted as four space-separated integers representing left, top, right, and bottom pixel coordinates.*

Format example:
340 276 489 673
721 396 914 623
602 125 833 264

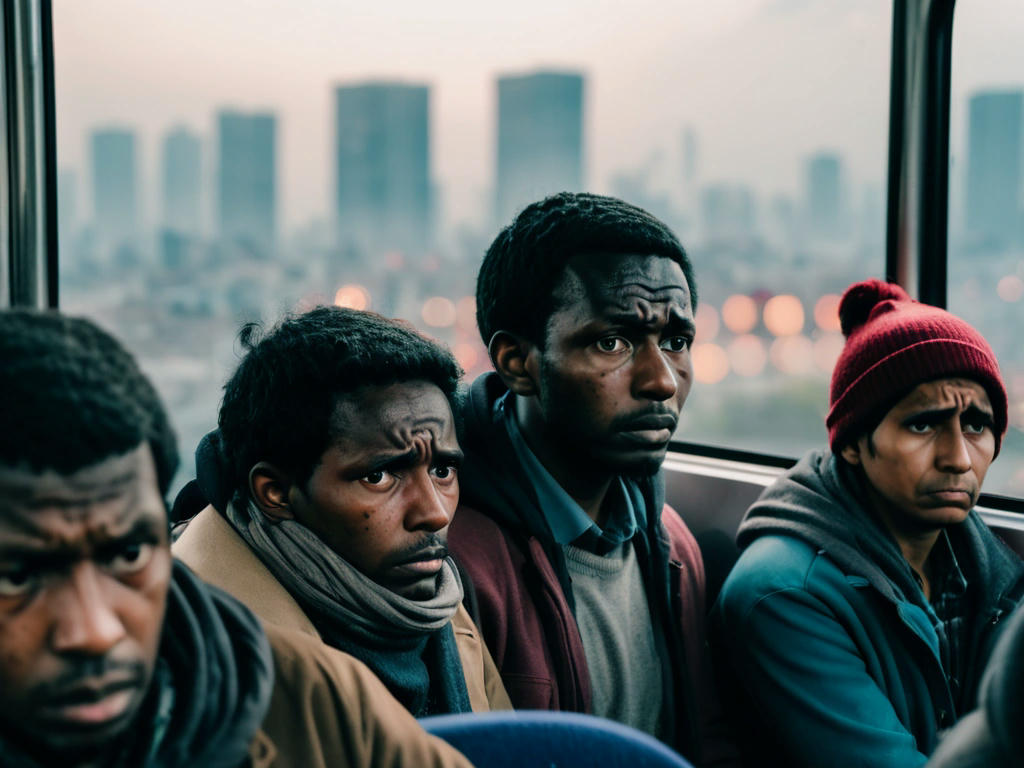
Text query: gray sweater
564 540 668 741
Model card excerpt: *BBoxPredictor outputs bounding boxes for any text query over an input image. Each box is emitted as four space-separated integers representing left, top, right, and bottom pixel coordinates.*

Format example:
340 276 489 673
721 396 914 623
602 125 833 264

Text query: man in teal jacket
714 279 1024 768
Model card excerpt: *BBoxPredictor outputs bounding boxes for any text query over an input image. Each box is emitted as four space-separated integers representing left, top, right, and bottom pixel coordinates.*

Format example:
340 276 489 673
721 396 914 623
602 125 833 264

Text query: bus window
53 1 890 493
949 0 1024 498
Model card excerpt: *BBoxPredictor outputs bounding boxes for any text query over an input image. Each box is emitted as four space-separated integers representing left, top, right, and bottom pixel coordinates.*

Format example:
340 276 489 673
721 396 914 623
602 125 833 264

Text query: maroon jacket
449 373 735 766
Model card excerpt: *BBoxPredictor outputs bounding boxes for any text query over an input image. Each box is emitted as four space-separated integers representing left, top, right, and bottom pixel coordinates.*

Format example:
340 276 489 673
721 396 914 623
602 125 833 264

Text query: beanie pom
838 279 910 337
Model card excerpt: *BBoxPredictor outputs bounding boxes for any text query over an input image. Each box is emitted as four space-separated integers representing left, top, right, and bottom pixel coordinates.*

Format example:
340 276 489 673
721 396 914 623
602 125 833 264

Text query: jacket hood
737 450 1023 612
457 372 665 541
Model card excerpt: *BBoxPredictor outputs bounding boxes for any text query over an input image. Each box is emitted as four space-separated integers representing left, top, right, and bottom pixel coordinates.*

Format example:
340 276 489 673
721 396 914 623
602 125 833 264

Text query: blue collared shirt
498 393 644 553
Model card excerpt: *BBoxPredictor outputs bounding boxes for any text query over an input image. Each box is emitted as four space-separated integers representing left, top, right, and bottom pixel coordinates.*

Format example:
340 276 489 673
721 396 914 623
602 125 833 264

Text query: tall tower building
965 90 1023 246
90 128 138 253
334 82 432 259
161 126 202 236
216 110 276 254
805 152 843 239
495 71 584 225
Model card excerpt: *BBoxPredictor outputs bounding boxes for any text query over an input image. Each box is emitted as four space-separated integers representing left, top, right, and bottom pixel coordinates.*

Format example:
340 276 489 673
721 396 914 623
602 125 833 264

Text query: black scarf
0 561 274 767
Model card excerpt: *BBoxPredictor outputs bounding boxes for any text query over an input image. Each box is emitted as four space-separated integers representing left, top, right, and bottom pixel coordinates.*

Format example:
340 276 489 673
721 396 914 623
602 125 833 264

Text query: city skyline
63 81 1021 260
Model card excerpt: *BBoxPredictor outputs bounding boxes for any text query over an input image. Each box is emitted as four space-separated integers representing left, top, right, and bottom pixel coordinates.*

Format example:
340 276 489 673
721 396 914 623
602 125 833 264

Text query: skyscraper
90 127 138 253
805 152 843 240
495 71 584 225
216 110 276 254
161 126 202 236
965 90 1023 246
334 82 432 259
700 183 756 244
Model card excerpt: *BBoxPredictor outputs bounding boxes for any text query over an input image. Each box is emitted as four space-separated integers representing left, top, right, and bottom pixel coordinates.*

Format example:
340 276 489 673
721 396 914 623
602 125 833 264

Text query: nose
632 342 678 402
936 423 972 475
404 471 455 532
51 562 127 656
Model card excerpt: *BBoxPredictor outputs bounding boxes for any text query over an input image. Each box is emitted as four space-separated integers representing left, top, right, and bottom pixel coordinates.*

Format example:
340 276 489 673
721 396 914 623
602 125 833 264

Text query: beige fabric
174 505 511 713
251 624 477 768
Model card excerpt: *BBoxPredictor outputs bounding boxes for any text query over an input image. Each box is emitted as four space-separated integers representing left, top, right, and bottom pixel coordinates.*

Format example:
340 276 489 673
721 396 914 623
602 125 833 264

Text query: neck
515 396 614 522
862 481 943 597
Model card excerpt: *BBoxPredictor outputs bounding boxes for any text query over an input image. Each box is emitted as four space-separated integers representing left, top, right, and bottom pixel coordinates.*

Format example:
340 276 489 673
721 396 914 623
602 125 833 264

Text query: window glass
950 0 1024 497
54 1 890 492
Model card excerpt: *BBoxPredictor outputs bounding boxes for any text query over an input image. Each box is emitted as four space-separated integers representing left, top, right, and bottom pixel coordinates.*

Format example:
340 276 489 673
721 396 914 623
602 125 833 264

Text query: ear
249 462 296 522
488 331 540 397
840 441 863 466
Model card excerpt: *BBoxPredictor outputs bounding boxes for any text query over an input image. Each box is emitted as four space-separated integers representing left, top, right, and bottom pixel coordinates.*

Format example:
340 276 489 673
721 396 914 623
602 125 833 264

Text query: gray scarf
226 498 463 645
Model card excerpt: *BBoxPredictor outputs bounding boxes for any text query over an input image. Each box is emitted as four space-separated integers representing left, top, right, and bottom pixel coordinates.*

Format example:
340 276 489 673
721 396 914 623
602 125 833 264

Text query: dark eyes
0 543 156 598
107 543 155 576
660 336 693 352
905 420 990 435
594 336 692 354
0 570 35 597
360 464 457 489
432 463 458 483
596 337 628 353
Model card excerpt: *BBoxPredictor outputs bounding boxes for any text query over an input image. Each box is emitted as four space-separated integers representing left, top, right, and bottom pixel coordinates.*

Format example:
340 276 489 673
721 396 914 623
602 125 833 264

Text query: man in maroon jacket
449 192 733 766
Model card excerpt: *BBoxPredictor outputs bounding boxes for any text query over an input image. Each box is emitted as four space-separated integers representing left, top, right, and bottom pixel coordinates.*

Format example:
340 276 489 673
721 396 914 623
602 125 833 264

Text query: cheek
132 555 171 653
0 605 49 699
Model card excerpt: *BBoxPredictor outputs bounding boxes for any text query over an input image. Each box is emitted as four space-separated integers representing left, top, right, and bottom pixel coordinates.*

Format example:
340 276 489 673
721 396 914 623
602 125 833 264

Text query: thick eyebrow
600 312 697 337
0 516 165 565
902 404 995 426
350 447 465 477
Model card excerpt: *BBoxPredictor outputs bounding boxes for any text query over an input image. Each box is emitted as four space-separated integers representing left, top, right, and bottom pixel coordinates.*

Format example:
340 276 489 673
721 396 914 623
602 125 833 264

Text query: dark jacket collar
738 449 1024 615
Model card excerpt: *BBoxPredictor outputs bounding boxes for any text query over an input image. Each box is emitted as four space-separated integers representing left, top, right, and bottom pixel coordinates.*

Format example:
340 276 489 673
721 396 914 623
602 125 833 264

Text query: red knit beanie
826 279 1007 456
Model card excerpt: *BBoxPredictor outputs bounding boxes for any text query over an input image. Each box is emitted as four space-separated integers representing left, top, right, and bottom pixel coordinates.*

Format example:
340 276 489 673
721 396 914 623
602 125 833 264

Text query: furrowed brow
961 405 995 426
903 406 959 425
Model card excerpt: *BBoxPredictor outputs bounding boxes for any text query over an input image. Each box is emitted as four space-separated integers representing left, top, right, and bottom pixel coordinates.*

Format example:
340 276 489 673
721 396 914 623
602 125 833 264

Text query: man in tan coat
0 309 473 768
174 307 510 716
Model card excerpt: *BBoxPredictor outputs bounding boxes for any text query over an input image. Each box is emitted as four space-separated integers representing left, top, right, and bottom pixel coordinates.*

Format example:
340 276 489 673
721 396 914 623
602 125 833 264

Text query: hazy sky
53 0 1023 234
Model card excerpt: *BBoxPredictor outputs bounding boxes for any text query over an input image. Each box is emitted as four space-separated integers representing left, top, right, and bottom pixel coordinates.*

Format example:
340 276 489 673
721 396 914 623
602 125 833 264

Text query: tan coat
251 624 475 768
173 505 511 713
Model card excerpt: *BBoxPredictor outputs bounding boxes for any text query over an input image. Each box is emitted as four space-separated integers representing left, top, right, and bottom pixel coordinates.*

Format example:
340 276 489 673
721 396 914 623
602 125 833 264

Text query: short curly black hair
218 306 463 498
476 192 697 347
0 310 179 497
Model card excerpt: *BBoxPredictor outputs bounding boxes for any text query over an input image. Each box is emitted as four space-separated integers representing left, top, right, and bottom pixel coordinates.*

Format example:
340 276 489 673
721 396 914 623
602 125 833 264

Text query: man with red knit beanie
713 278 1024 768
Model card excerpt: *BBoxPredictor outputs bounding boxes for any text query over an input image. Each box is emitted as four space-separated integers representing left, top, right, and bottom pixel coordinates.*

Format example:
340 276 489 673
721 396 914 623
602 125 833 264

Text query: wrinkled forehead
330 381 457 448
0 445 165 542
553 253 690 310
896 378 993 413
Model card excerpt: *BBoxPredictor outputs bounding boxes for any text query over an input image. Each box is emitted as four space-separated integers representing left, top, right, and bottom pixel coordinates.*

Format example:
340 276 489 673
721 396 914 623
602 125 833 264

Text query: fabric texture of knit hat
826 278 1007 455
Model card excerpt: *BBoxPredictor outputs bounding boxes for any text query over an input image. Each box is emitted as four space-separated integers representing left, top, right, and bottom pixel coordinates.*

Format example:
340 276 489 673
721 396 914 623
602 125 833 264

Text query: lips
924 488 975 508
389 548 448 579
37 677 142 730
618 413 678 445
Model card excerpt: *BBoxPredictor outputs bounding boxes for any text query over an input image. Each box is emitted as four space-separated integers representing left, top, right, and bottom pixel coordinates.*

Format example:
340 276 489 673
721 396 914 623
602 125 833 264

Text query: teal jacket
713 451 1024 768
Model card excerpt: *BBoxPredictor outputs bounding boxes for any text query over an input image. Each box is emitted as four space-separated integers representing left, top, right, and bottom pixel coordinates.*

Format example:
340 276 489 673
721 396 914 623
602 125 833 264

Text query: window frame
10 0 1023 511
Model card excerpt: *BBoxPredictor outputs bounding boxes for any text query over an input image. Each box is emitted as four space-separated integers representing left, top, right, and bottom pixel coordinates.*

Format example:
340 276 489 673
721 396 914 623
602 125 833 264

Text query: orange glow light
453 342 480 371
770 335 815 375
721 294 758 334
695 304 720 343
728 334 767 377
422 296 457 327
456 296 477 331
334 284 370 311
813 294 842 332
813 333 845 373
692 343 729 384
997 275 1024 303
763 294 804 337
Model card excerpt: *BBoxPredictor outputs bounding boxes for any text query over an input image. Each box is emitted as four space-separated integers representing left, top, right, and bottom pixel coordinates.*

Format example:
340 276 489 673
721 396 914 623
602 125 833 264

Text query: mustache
386 532 448 567
609 406 679 433
32 658 147 704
